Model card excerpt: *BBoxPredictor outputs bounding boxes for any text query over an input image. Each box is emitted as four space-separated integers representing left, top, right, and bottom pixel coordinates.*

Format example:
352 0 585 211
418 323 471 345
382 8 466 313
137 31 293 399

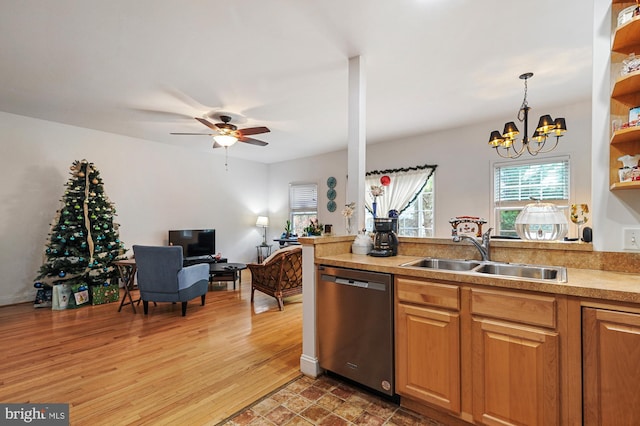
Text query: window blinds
289 183 318 212
494 159 569 204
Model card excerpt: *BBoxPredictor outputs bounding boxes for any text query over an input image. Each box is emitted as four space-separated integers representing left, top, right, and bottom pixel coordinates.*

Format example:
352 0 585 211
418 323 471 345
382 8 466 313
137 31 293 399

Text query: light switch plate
623 228 640 250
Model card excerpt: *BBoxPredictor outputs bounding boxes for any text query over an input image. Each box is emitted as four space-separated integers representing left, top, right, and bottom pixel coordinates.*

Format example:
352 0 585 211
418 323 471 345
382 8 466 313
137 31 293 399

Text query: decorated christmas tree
34 159 125 307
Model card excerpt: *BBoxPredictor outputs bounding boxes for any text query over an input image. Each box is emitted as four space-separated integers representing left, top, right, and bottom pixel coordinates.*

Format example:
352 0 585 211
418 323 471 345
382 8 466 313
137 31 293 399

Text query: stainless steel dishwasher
316 265 394 396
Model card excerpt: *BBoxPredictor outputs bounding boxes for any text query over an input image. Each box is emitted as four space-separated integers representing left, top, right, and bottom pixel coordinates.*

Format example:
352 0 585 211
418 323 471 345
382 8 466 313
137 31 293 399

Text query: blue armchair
132 245 209 316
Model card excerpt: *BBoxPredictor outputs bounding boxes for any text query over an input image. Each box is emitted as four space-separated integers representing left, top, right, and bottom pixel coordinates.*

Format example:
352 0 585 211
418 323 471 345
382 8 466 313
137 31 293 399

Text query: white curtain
365 165 437 217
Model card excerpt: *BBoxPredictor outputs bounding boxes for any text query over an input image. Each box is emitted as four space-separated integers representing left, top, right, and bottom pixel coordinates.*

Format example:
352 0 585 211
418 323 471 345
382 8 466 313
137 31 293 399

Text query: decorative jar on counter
515 200 568 241
351 232 373 255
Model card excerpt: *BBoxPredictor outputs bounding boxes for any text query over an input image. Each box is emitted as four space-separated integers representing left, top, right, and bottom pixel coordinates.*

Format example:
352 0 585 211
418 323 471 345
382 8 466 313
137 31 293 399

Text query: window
289 183 318 236
365 176 435 237
494 158 570 237
396 177 435 237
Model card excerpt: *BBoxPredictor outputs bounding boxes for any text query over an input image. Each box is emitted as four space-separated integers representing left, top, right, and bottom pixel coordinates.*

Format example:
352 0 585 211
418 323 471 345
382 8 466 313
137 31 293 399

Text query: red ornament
380 175 391 186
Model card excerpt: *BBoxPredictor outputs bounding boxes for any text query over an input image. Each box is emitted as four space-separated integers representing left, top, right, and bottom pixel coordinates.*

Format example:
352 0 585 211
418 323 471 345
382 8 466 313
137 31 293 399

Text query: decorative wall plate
327 188 336 200
327 176 337 188
327 200 337 212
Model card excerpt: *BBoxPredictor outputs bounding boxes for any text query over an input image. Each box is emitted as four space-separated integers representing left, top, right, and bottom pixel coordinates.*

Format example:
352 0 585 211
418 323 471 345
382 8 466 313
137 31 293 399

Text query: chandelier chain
517 77 529 123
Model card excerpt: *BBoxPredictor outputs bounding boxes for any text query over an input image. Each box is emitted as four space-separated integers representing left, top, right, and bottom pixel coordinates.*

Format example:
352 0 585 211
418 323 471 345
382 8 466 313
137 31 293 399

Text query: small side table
209 263 247 290
114 259 139 313
256 244 273 263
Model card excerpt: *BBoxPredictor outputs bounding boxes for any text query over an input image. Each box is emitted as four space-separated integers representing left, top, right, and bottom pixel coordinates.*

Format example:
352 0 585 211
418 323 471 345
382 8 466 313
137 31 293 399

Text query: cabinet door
472 317 559 426
396 303 460 413
583 307 640 425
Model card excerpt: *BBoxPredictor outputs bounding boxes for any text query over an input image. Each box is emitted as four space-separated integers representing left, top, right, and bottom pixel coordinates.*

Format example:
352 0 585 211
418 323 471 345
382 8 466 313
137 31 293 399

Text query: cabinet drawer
396 277 459 310
471 288 556 329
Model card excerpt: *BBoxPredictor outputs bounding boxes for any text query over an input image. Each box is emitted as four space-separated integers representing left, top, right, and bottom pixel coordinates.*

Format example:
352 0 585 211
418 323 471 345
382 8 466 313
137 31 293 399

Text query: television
168 229 216 259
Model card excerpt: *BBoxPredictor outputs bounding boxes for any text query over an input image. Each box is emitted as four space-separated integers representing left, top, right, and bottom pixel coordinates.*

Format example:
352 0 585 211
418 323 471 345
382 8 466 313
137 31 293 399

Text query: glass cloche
515 200 568 241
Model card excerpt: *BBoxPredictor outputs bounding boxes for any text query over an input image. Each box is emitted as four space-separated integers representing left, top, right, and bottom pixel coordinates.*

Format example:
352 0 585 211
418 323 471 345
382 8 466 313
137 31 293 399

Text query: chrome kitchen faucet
453 228 493 262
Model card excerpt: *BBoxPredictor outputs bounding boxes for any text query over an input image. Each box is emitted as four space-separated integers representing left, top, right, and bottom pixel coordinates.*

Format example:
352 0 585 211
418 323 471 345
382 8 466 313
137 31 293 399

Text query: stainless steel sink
401 258 481 271
400 258 567 282
475 262 567 282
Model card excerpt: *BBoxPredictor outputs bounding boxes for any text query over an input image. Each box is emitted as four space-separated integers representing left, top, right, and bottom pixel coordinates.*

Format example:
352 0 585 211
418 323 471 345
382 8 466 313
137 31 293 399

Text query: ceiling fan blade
238 126 270 136
195 117 219 131
170 132 214 135
238 136 268 146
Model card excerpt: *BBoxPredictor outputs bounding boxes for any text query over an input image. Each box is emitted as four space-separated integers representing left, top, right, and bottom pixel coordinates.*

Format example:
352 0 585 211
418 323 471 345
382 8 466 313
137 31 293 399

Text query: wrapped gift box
72 283 90 306
34 287 53 308
52 284 73 310
91 282 119 305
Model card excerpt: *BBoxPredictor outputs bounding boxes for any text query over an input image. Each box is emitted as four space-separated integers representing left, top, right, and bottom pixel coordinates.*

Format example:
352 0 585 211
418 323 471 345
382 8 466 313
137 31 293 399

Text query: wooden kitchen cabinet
583 307 640 425
395 277 461 414
470 288 560 426
471 318 559 425
396 278 570 425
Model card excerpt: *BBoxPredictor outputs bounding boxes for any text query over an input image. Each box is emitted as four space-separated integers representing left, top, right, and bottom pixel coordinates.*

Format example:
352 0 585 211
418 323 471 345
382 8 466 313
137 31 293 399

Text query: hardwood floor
0 273 303 425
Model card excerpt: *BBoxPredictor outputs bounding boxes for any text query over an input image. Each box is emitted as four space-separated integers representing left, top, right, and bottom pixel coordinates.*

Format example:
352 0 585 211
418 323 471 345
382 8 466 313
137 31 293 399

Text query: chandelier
488 72 567 159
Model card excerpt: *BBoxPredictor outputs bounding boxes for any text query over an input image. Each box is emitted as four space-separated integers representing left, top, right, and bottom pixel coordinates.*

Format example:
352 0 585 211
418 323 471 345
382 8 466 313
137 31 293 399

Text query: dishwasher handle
321 274 387 291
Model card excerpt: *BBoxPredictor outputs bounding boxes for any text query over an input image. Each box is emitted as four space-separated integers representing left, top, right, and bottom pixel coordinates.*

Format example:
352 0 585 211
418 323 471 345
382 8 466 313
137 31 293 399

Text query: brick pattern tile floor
219 375 445 426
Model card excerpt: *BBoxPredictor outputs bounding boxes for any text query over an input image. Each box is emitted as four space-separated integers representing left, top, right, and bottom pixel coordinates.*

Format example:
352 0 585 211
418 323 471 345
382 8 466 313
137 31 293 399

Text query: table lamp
256 216 269 246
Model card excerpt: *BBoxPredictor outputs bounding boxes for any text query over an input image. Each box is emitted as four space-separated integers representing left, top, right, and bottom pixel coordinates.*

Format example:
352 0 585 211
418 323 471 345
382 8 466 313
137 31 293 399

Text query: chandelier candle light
488 73 567 159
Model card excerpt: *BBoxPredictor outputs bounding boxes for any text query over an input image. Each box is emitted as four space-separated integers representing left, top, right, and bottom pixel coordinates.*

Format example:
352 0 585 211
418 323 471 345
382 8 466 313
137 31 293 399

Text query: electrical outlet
623 228 640 250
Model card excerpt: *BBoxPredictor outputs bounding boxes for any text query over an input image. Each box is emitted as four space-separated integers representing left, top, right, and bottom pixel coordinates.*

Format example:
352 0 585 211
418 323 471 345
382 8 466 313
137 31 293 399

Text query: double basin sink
400 258 567 283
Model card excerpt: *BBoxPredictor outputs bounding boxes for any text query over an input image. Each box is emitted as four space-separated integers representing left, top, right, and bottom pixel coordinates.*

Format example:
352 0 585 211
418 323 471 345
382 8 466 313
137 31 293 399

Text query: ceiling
0 0 593 164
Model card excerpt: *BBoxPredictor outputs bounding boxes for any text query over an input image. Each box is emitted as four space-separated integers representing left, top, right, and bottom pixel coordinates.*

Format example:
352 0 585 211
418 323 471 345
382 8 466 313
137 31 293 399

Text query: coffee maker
369 218 399 257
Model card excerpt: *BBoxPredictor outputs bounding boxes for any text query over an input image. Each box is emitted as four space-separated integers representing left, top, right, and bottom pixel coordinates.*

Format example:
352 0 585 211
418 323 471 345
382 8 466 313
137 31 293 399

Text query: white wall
268 150 348 238
0 111 269 305
269 100 593 239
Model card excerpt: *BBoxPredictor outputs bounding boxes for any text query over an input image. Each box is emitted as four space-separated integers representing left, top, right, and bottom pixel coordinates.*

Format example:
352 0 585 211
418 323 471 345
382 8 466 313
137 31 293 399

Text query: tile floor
219 374 445 425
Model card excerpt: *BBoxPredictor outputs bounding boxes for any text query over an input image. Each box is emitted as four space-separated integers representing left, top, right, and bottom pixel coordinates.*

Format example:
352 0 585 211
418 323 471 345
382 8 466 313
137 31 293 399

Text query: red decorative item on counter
380 175 391 186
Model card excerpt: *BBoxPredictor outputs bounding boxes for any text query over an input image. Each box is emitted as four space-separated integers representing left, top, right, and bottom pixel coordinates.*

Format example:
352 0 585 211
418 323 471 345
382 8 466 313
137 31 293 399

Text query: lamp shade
256 216 269 227
488 130 504 147
502 122 519 139
536 115 555 134
553 117 567 135
213 134 238 147
531 128 545 143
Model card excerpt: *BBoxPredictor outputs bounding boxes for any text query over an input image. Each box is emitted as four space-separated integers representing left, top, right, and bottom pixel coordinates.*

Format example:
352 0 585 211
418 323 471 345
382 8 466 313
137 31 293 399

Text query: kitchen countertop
315 253 640 305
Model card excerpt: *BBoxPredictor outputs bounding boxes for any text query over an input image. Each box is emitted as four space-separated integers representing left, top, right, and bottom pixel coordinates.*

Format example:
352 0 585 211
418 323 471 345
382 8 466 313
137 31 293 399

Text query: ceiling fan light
213 134 238 147
502 122 519 139
488 130 504 147
536 115 555 134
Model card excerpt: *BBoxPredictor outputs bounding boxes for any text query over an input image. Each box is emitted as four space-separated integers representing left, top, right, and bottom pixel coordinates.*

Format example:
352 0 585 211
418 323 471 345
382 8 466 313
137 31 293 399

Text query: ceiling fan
171 115 270 148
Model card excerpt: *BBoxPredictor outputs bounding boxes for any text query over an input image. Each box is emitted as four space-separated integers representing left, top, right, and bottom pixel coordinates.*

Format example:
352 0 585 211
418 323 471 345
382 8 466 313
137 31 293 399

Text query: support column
299 243 321 377
300 57 367 377
347 55 366 233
